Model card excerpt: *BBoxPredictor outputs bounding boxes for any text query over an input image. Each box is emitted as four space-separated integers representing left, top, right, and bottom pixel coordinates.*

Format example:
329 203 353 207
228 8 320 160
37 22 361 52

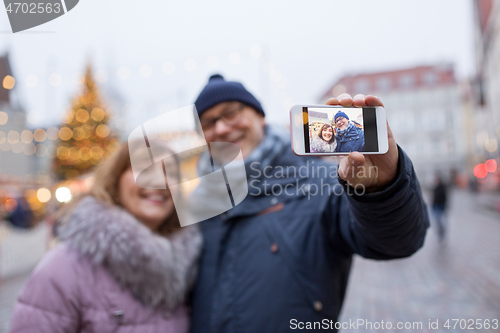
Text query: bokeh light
76 109 90 123
55 187 72 203
96 124 110 138
47 127 59 140
21 130 33 143
5 198 17 212
473 163 488 179
73 127 85 141
7 130 19 144
91 146 103 159
57 146 68 159
91 108 105 122
3 75 15 89
34 129 47 142
59 127 73 141
80 147 91 160
37 188 51 203
0 111 7 125
485 138 498 152
11 142 23 154
485 159 497 173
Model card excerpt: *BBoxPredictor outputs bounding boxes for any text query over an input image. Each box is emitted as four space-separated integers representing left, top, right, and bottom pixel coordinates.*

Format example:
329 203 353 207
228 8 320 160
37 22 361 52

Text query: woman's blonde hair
56 142 182 236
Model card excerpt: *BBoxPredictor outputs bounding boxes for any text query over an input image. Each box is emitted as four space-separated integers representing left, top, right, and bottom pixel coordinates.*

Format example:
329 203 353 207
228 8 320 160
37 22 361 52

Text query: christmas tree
53 63 118 180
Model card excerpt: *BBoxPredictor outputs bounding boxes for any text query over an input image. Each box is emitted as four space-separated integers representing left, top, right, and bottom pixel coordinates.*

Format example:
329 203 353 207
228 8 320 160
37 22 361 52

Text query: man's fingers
335 93 352 107
337 93 352 100
327 94 384 108
348 151 365 166
365 95 384 107
325 97 340 105
339 97 353 107
338 152 365 184
353 94 366 107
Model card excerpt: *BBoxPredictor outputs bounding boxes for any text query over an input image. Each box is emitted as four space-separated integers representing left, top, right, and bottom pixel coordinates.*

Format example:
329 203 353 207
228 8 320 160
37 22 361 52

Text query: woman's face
118 167 174 232
322 126 333 142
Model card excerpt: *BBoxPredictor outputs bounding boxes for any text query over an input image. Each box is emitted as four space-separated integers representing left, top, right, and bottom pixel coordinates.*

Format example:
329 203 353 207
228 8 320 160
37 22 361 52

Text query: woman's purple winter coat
9 196 202 333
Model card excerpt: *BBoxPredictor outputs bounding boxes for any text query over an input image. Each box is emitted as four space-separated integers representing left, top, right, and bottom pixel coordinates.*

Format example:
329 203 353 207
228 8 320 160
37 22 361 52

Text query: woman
9 142 202 333
310 123 336 153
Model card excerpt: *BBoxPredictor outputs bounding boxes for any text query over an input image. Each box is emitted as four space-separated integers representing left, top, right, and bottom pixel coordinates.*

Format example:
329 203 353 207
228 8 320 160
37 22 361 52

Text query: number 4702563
5 2 61 14
444 319 498 330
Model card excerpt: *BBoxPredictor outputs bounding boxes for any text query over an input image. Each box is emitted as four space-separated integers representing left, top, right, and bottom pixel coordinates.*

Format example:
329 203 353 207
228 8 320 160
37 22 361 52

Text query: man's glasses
200 104 246 133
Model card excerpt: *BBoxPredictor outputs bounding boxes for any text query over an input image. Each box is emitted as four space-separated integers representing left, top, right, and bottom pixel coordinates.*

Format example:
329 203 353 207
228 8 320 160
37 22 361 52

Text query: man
334 111 365 153
190 74 429 332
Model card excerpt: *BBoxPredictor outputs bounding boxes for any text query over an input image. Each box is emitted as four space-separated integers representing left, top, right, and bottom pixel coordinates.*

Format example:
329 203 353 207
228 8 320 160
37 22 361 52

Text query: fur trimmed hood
57 195 202 311
310 136 336 153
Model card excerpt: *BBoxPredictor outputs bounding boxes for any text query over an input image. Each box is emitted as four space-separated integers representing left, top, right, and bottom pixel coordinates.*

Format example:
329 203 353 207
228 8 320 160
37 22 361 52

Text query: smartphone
290 105 388 155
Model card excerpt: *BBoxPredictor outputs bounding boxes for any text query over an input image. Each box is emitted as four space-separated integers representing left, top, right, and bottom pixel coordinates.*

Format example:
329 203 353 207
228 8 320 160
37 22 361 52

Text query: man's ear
259 114 266 128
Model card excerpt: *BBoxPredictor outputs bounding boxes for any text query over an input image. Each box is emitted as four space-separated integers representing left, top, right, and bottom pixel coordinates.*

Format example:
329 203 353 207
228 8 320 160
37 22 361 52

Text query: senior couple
9 74 429 333
310 111 365 154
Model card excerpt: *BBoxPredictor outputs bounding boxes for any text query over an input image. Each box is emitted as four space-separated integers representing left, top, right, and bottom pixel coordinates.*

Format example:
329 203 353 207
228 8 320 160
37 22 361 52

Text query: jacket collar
57 196 202 310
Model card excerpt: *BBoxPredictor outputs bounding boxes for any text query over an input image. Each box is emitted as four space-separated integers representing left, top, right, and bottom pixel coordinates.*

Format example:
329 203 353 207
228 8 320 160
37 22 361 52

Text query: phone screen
302 107 379 153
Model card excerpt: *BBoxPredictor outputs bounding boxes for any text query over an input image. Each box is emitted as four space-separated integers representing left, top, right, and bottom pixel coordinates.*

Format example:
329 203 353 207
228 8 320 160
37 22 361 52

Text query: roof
320 64 456 101
475 0 494 34
308 110 328 119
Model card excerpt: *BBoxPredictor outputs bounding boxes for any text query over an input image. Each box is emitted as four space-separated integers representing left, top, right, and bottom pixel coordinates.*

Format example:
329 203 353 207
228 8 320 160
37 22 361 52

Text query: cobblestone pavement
0 190 498 332
339 190 500 332
0 274 29 333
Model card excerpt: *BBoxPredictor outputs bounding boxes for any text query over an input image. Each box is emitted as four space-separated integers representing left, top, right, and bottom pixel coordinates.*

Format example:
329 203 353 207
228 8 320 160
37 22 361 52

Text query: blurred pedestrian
5 191 34 229
9 142 202 333
432 173 448 242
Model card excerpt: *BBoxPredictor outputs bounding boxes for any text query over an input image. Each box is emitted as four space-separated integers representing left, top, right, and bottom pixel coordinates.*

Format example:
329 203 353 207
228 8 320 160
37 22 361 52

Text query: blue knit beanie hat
194 74 265 117
334 111 349 122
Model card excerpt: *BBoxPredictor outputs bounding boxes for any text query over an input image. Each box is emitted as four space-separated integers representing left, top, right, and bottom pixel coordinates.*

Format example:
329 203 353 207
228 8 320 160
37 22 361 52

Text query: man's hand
325 93 398 193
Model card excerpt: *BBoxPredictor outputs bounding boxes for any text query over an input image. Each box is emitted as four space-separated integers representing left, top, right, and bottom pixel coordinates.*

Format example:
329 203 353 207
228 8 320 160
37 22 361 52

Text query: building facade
473 0 500 165
0 53 32 179
319 64 469 187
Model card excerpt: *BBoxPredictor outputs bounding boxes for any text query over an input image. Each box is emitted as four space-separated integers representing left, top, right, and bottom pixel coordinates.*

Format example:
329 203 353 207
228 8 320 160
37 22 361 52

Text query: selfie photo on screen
307 107 365 153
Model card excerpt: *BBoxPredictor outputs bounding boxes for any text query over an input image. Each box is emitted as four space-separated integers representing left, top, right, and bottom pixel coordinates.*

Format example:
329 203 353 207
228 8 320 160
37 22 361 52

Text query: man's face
200 101 266 159
335 116 348 130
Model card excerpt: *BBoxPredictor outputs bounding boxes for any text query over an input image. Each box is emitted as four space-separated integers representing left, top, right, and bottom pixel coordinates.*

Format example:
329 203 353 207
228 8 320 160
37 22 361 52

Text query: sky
0 0 476 130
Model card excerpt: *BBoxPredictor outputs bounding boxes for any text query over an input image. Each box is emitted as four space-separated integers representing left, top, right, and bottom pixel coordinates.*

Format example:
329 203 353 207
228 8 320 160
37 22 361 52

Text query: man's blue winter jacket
190 145 429 333
335 125 365 153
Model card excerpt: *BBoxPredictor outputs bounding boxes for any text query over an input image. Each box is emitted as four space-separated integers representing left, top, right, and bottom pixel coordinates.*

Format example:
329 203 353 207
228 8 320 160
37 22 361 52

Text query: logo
4 0 79 33
128 105 248 227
